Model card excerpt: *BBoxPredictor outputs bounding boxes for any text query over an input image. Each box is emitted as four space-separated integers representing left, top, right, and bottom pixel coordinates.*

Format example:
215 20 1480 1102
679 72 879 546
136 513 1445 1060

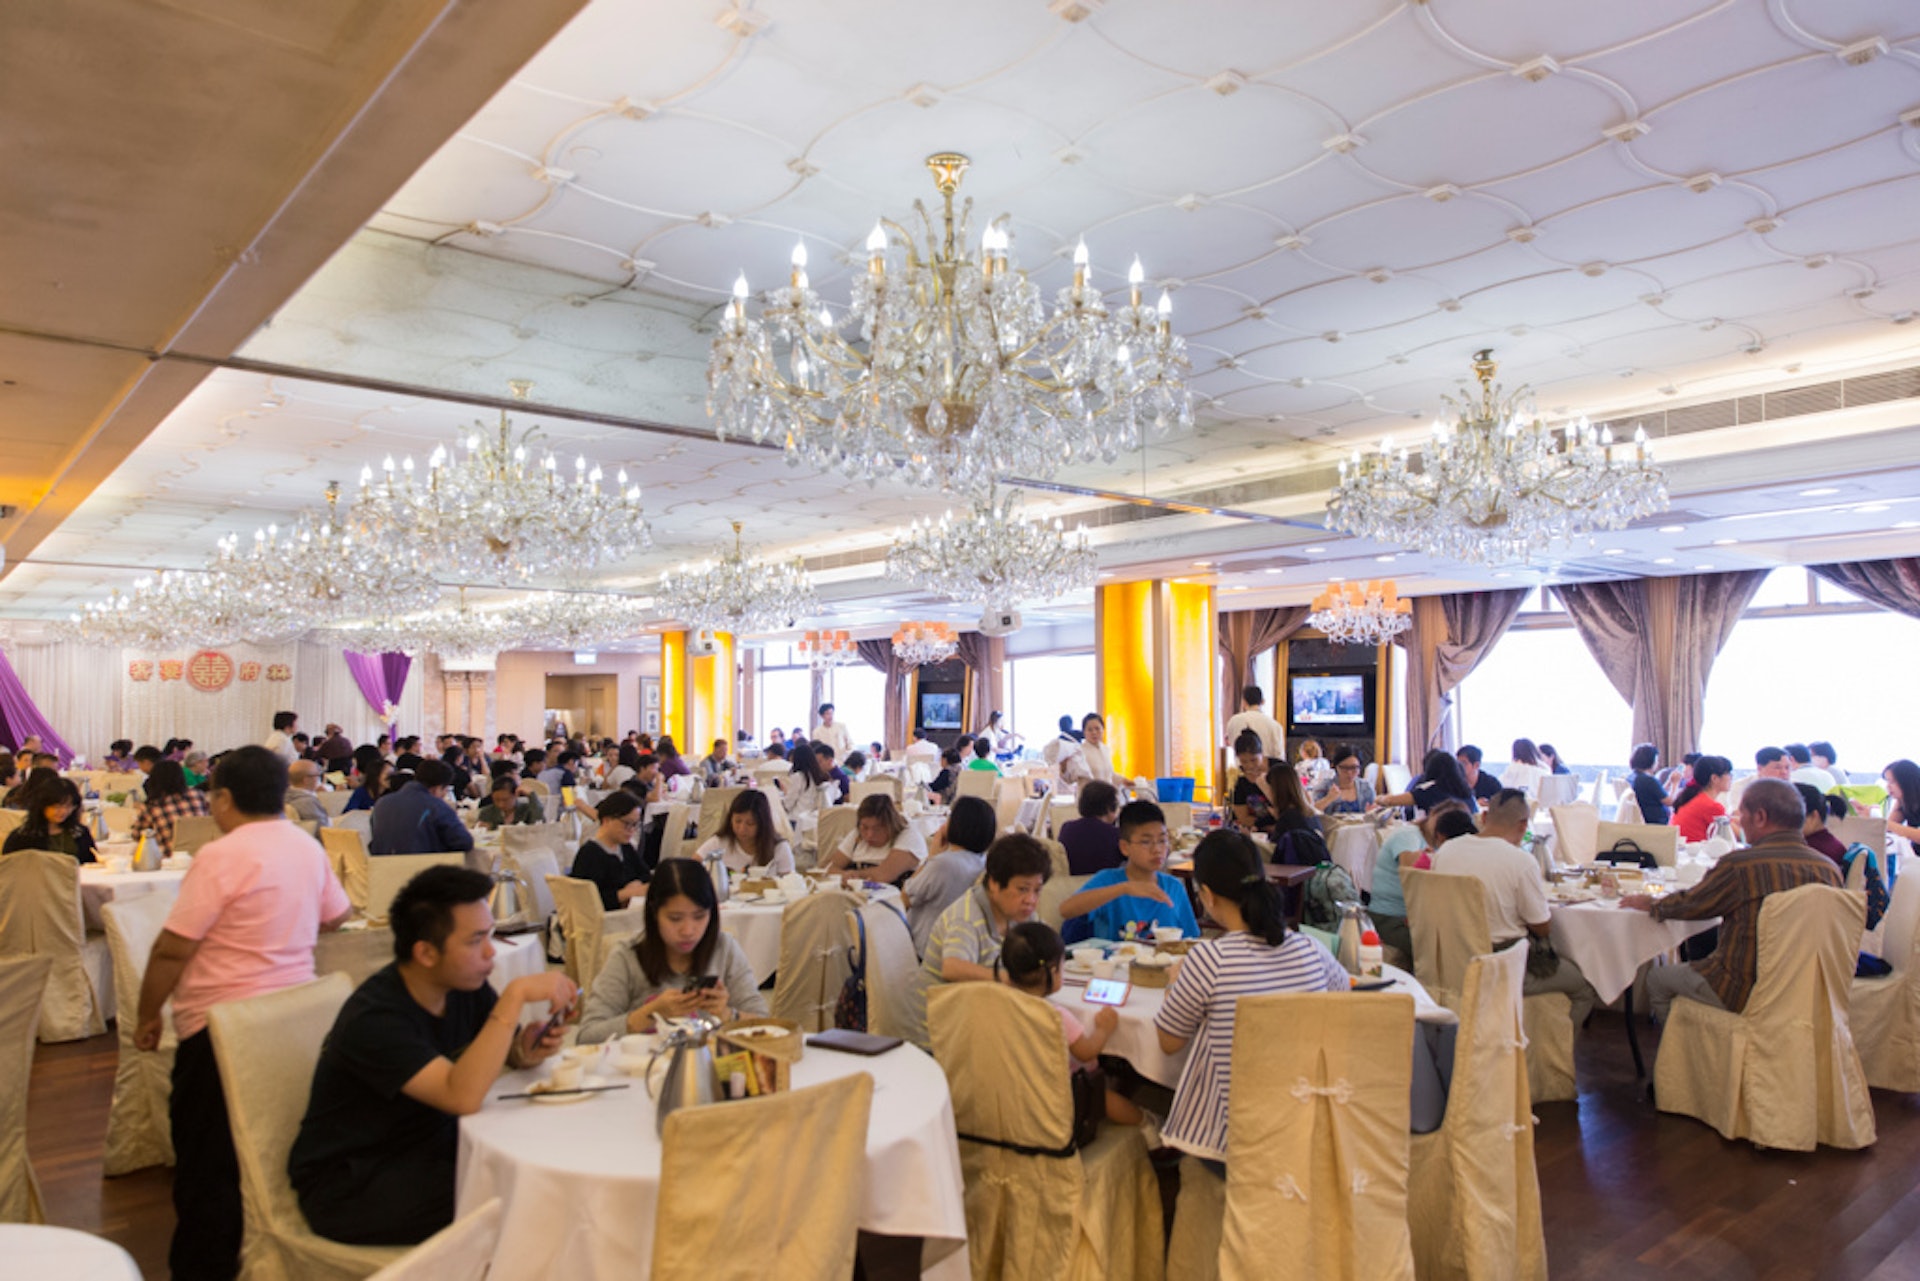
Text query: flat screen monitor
919 691 964 730
1289 672 1369 726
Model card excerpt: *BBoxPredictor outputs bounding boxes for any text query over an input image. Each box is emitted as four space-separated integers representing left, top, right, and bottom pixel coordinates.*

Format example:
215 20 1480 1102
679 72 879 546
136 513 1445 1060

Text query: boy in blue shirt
1060 800 1200 942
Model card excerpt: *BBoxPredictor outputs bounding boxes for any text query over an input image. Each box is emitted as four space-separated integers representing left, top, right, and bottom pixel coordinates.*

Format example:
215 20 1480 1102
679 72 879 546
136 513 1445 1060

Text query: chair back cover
335 810 373 840
1406 947 1547 1281
1547 804 1599 864
815 807 859 868
1401 870 1491 1012
0 954 52 1223
1852 871 1920 1090
320 828 371 916
1222 992 1416 1281
850 777 903 807
1381 763 1412 795
656 802 692 863
927 983 1080 1281
1830 815 1886 853
315 927 398 988
103 805 138 837
995 791 1026 834
0 848 104 1041
365 1199 502 1281
770 889 863 1031
0 810 25 843
1160 802 1194 834
851 898 919 1040
1038 874 1091 931
500 822 567 863
1595 819 1678 868
1040 837 1070 883
1534 774 1581 807
546 875 610 991
366 852 464 924
1655 883 1876 1151
317 791 353 817
698 787 747 843
653 1074 873 1281
955 770 998 802
505 847 561 923
208 972 406 1279
171 814 222 854
1047 801 1075 839
102 892 177 1174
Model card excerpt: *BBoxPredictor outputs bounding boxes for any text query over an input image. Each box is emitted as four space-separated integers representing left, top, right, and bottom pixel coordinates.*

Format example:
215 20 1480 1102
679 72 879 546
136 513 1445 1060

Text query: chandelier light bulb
866 223 886 254
1073 239 1089 266
791 242 807 268
1157 291 1172 318
1129 256 1144 285
402 456 414 474
382 455 395 473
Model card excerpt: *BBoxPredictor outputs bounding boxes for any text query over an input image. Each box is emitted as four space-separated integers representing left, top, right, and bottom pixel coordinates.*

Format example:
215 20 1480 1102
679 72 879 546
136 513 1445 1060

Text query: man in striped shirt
1624 778 1841 1022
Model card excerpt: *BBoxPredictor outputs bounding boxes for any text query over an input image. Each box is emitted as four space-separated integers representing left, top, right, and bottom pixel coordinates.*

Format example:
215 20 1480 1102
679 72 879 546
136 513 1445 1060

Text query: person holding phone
574 858 768 1043
1000 922 1142 1125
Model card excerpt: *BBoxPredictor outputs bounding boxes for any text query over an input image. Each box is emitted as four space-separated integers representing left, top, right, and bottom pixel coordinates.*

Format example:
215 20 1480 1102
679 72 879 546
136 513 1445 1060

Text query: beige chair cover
815 807 858 868
1040 837 1071 883
1830 815 1886 852
653 1073 873 1281
500 823 567 866
365 1198 502 1281
1852 871 1920 1090
1219 993 1416 1281
321 828 372 917
1166 1158 1225 1281
698 787 747 842
0 810 25 842
1655 883 1877 1150
0 847 108 1041
521 778 551 797
927 982 1163 1281
1406 946 1547 1281
366 853 463 924
100 771 144 794
1160 802 1194 833
1547 804 1599 865
850 776 903 806
172 814 222 854
1039 874 1091 931
547 875 612 992
770 889 863 1031
1402 870 1575 1104
102 893 177 1174
504 846 560 925
315 927 401 987
0 954 51 1223
995 791 1026 834
1048 801 1075 839
851 898 919 1040
1595 820 1677 868
317 791 353 818
657 801 692 862
103 805 138 837
955 771 998 802
207 973 406 1280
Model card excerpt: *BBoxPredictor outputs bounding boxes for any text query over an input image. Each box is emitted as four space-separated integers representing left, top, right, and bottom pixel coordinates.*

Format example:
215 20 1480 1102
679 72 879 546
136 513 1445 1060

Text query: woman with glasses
1310 745 1376 815
570 791 650 910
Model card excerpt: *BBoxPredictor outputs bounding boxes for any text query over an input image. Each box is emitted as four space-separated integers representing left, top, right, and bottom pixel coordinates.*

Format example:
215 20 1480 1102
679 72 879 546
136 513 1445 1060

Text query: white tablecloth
1326 820 1412 895
458 1042 969 1281
1549 899 1718 1004
77 867 186 931
0 1226 141 1281
1047 960 1450 1089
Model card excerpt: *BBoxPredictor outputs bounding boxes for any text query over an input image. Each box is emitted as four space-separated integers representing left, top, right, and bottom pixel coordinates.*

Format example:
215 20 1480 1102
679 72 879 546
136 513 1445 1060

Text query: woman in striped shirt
1153 830 1349 1167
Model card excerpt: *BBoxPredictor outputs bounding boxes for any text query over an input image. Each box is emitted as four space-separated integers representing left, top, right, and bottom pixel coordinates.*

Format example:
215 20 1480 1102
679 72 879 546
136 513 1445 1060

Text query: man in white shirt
812 702 853 760
1784 743 1837 792
1223 685 1285 759
1432 788 1597 1024
263 711 299 764
904 729 941 763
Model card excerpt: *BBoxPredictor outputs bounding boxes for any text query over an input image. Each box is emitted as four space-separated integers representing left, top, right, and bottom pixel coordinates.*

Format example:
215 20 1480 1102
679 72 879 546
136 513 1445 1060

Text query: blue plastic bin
1155 777 1195 803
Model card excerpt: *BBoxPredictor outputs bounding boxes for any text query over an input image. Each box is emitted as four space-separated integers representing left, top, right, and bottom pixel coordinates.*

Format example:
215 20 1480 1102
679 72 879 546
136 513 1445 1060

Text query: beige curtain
1218 606 1312 692
856 639 912 751
1400 590 1528 756
1556 571 1765 764
1810 558 1920 620
955 632 1007 731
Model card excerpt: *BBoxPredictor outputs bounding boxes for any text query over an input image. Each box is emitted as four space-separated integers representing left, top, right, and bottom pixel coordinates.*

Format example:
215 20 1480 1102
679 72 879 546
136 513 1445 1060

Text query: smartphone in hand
684 974 721 993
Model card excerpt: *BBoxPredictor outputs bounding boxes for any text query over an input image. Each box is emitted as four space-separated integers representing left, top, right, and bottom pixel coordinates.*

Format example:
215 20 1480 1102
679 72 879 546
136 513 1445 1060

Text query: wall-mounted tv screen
919 691 964 730
1290 673 1369 726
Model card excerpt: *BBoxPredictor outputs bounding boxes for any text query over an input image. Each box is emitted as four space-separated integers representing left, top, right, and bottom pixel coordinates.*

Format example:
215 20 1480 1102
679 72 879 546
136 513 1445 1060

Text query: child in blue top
1060 800 1200 943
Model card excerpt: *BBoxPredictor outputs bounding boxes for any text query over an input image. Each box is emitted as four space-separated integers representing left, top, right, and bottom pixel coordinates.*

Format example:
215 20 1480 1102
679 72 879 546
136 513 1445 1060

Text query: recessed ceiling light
1098 571 1113 578
1492 572 1511 579
1305 546 1327 554
1602 548 1626 556
1375 554 1395 563
1856 504 1890 513
1800 487 1841 497
1330 576 1345 584
1263 568 1284 575
1224 585 1249 592
1654 557 1676 565
1711 538 1737 546
1658 525 1685 533
1896 520 1920 529
1695 563 1715 570
1191 561 1213 568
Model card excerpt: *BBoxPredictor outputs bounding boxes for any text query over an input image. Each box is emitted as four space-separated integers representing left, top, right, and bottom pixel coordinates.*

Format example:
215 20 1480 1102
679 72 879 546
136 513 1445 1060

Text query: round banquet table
722 884 902 983
458 1042 969 1281
0 1226 140 1281
1548 897 1718 1006
77 865 186 932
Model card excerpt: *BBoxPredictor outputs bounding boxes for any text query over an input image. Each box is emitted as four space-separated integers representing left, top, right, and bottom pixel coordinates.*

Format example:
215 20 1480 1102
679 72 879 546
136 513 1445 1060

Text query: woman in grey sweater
575 858 769 1044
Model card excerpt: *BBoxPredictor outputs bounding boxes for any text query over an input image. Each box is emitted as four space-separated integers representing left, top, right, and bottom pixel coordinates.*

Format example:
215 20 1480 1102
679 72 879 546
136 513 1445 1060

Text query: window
1251 647 1277 710
1454 628 1633 771
1009 653 1096 748
827 664 887 751
757 666 811 741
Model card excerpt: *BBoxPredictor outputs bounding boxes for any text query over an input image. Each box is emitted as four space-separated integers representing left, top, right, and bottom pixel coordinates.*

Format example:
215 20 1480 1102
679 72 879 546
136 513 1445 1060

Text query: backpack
1843 842 1889 933
1301 862 1359 930
1271 825 1330 867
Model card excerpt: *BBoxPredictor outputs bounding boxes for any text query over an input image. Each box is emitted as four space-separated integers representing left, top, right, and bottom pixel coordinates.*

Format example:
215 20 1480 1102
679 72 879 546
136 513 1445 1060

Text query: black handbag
1601 838 1659 870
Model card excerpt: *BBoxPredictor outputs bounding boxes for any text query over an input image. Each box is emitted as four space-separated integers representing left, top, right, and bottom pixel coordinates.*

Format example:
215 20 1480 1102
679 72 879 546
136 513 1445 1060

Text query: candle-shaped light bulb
1128 255 1144 306
1600 425 1615 445
1073 238 1090 294
401 456 414 474
382 454 395 473
360 464 373 485
1073 239 1089 267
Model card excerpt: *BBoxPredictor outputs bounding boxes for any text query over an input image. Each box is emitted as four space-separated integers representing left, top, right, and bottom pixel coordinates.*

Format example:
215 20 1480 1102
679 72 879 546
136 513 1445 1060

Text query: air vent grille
1594 363 1920 440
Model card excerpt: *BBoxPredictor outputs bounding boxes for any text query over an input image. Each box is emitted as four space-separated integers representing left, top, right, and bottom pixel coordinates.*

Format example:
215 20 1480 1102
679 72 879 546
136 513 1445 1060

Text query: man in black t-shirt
290 866 577 1246
1456 744 1504 803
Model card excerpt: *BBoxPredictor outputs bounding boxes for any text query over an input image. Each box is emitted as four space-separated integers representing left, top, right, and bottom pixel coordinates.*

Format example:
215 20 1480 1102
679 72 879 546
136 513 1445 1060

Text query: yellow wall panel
660 630 687 746
1164 580 1218 795
1097 580 1156 781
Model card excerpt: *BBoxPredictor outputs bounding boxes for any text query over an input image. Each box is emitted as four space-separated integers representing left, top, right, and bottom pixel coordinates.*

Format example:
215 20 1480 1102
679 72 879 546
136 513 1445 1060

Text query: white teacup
620 1032 658 1059
1092 959 1117 980
105 857 133 875
1152 926 1184 942
1070 947 1103 970
549 1060 584 1090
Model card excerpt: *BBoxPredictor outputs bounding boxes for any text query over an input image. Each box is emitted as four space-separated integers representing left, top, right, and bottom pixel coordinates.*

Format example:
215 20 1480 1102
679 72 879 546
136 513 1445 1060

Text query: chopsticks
497 1083 632 1101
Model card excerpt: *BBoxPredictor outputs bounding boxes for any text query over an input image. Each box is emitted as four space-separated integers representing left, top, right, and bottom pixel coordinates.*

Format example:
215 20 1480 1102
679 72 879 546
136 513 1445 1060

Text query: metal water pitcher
647 1013 721 1134
486 861 534 930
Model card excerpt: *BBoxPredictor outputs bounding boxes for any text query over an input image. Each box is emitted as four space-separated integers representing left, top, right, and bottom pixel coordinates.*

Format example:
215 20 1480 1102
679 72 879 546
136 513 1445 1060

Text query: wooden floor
27 1013 1920 1279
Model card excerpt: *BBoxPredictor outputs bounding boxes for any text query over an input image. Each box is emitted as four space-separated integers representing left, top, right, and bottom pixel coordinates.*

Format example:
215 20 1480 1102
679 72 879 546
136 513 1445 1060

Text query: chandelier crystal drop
798 629 856 669
1325 350 1668 564
706 152 1193 495
885 490 1097 615
891 620 959 667
351 381 651 581
1306 579 1413 647
657 521 819 635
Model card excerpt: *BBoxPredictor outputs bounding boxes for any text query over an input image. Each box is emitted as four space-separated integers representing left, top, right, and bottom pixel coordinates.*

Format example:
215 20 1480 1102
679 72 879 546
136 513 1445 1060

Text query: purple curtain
343 651 412 743
1810 558 1920 620
0 648 76 765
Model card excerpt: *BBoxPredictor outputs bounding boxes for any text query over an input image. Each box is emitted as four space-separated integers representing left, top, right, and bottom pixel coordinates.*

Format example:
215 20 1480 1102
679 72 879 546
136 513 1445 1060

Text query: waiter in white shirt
813 702 854 760
1223 685 1285 758
262 711 300 764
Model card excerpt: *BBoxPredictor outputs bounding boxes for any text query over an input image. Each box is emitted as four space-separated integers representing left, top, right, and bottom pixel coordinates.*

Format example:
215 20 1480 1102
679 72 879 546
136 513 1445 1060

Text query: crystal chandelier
55 554 308 649
503 589 651 651
707 152 1193 494
1306 579 1413 647
657 521 819 634
1326 350 1668 564
321 588 529 661
891 620 958 666
351 381 650 581
885 490 1097 618
236 484 441 619
798 628 856 669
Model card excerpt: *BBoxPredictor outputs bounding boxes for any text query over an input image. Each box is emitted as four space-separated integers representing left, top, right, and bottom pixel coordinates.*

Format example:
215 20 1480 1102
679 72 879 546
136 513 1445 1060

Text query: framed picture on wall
642 678 661 710
643 709 661 734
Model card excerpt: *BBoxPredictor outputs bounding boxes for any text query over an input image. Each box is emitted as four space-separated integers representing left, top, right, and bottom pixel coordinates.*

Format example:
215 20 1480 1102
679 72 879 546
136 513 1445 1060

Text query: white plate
1063 961 1095 977
528 1088 597 1105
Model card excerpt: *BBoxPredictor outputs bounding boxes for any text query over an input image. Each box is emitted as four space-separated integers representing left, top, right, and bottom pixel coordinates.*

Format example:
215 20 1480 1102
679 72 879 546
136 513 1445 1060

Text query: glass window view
1008 653 1096 747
